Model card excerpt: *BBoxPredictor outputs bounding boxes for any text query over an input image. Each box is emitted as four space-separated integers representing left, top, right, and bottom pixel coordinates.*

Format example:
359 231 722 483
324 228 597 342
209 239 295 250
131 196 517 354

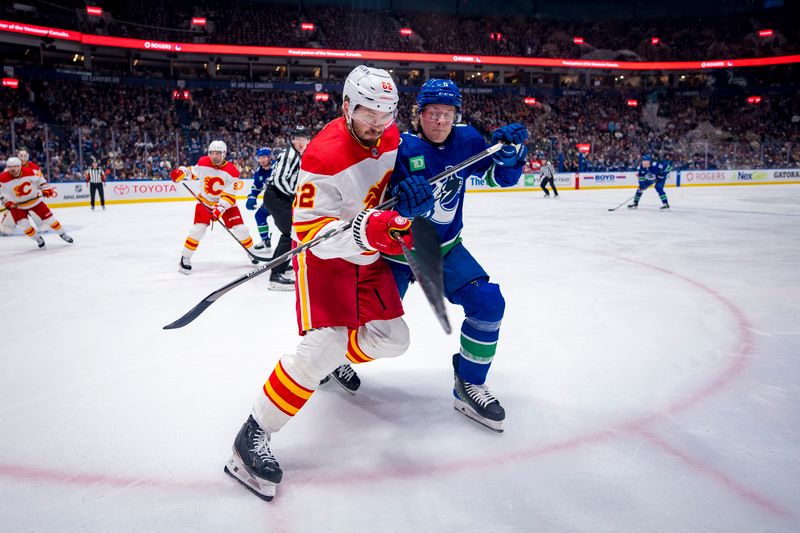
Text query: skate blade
453 400 504 433
178 267 191 275
225 453 277 501
268 283 295 292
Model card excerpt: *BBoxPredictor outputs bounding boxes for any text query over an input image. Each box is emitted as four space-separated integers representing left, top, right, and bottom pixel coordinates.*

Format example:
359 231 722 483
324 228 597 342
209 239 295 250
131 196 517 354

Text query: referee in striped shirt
85 160 107 210
264 125 311 290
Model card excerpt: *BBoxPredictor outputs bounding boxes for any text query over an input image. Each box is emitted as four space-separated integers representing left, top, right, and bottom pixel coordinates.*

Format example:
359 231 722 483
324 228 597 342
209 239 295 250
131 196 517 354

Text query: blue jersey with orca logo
392 124 518 248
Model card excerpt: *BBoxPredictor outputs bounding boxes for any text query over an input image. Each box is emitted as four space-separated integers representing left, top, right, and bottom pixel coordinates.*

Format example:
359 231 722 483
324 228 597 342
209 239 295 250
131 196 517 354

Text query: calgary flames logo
13 181 33 198
363 170 392 209
204 176 225 196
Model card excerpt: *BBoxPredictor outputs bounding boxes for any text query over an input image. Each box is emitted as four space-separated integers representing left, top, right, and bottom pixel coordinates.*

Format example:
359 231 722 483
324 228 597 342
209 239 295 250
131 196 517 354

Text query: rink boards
43 168 800 208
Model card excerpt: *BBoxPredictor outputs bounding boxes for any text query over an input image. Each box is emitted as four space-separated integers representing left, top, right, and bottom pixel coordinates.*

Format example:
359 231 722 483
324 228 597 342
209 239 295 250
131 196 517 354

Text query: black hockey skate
225 415 282 501
178 256 192 275
268 272 294 291
660 203 670 210
452 354 505 433
627 202 638 209
254 237 272 254
35 235 45 248
59 233 74 243
320 364 361 394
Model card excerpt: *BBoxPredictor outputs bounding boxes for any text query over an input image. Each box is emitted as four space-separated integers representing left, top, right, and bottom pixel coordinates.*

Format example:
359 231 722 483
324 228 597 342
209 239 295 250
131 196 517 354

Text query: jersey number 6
294 183 316 208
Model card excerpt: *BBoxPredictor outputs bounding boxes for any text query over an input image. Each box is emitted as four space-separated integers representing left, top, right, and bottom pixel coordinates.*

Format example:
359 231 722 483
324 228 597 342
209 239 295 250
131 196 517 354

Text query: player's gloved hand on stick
211 204 226 220
41 187 57 198
3 200 16 209
392 174 434 218
491 123 528 145
245 196 258 210
353 209 413 255
170 166 190 183
493 143 528 167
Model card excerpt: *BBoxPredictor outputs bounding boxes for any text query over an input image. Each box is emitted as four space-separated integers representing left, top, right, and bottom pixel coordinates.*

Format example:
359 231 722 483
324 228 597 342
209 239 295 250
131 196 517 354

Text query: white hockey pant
251 318 410 433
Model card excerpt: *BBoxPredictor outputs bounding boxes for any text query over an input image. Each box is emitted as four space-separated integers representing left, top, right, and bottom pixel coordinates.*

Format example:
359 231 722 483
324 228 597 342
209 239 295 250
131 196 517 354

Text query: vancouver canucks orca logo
431 169 462 224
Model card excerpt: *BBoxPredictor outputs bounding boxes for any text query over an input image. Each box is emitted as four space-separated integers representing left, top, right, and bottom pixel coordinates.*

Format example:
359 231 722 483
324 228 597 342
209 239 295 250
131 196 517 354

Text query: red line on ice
0 254 789 517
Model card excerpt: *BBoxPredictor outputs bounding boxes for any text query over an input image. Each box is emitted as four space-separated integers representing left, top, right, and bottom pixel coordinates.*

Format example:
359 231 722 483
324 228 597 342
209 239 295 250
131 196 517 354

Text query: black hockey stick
392 217 451 334
181 182 267 263
163 143 504 330
608 194 635 212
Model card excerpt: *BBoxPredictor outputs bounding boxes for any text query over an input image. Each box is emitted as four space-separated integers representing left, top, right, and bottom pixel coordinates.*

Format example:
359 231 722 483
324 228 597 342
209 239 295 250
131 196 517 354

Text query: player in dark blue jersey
246 147 274 252
324 79 527 432
628 154 672 209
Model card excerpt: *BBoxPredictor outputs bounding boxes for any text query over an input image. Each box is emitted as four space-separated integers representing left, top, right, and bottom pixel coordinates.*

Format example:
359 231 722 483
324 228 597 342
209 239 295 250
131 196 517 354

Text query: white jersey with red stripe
187 156 241 209
292 117 399 266
0 167 49 209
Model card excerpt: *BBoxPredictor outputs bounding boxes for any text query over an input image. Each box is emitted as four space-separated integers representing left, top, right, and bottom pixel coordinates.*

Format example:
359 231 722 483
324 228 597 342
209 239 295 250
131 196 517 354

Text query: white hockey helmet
207 140 227 157
343 65 399 115
5 157 22 168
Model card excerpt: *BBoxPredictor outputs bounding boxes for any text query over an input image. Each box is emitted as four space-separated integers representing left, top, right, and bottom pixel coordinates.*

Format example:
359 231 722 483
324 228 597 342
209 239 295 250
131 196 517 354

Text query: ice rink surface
1 185 798 533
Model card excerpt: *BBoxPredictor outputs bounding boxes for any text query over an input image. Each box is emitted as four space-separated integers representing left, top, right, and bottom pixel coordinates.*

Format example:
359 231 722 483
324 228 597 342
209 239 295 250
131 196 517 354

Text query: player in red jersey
224 65 430 501
17 149 42 177
170 140 262 273
0 157 73 248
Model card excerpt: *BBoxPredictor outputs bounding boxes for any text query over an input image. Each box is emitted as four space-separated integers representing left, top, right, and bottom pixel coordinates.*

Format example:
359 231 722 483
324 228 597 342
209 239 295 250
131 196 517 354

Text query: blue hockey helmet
641 153 652 161
416 79 462 109
256 147 271 158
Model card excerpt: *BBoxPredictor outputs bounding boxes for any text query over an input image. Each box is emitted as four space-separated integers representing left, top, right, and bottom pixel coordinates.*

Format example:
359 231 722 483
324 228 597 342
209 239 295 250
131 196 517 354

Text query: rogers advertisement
2 19 800 71
41 169 799 207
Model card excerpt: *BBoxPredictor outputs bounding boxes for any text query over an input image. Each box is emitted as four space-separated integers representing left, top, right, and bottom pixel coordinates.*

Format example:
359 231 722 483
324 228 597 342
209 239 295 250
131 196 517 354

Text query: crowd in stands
2 1 797 61
2 78 798 181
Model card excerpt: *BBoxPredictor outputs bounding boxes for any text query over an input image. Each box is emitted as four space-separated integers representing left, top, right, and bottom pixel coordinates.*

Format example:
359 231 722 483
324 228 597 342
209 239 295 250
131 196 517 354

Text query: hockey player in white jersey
224 65 430 501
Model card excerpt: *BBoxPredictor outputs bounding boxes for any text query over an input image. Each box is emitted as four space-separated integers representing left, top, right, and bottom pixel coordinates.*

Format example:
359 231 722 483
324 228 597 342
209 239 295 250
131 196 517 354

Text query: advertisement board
48 179 255 208
41 170 799 208
679 168 800 186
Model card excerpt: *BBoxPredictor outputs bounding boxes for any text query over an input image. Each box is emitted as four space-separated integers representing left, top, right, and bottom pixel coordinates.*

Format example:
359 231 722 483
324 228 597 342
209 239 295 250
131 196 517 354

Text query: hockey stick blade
164 144 502 330
163 262 271 329
182 183 268 263
609 195 635 212
394 218 451 334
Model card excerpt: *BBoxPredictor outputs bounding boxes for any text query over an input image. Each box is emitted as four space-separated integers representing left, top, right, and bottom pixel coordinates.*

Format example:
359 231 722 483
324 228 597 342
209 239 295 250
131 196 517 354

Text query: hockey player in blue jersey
324 79 528 432
628 154 671 209
245 147 274 253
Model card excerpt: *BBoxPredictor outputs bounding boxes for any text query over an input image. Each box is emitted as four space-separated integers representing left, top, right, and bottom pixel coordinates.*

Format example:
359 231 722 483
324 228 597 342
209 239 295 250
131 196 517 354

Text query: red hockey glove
3 200 15 210
41 187 56 198
210 204 225 220
170 166 190 183
352 209 413 255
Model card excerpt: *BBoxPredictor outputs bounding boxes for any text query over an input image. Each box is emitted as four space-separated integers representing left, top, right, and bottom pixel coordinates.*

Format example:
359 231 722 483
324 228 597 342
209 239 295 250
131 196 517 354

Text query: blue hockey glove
245 196 257 210
493 143 529 168
392 174 435 218
491 123 528 145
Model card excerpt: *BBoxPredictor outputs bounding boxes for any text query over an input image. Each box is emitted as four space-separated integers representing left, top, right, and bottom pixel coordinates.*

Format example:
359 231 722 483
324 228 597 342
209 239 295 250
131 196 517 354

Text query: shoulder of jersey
0 171 11 184
196 155 213 167
400 131 422 147
195 156 239 177
453 123 482 142
221 161 240 177
302 119 398 176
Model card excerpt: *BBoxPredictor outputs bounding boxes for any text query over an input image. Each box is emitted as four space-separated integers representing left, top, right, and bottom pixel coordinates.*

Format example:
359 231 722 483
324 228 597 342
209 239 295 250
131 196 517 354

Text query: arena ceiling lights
1 19 799 72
